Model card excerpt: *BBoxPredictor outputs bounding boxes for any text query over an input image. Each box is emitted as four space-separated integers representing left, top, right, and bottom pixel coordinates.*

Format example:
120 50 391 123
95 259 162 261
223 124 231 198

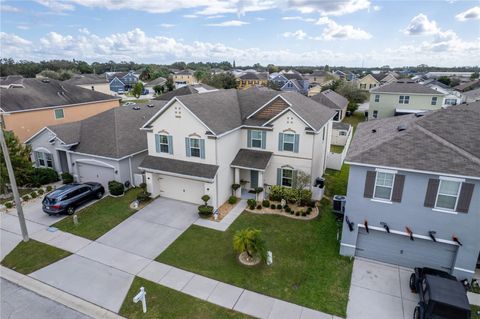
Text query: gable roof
145 77 166 86
153 84 217 101
346 102 480 178
238 72 269 81
371 81 444 95
0 78 119 113
310 89 348 110
35 101 167 158
175 69 194 76
63 74 108 85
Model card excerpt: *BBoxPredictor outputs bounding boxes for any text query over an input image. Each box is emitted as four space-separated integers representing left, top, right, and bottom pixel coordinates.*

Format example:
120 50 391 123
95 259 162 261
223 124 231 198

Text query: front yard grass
472 305 480 319
1 239 71 274
119 277 252 319
52 188 142 240
156 203 353 317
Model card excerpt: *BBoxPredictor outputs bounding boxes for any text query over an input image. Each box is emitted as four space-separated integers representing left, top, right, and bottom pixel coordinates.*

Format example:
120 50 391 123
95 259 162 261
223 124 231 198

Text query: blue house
270 71 309 95
107 71 139 93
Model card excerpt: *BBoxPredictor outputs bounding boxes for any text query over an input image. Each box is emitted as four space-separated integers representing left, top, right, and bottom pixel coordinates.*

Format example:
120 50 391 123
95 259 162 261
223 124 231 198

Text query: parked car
409 267 471 319
141 89 149 95
117 89 125 95
124 102 136 106
42 182 104 215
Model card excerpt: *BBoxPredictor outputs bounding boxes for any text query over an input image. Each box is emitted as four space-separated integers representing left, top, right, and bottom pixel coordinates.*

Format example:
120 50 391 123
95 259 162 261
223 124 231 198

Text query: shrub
22 195 29 201
290 210 294 215
249 205 255 210
302 212 307 217
228 196 237 205
61 172 74 184
30 192 37 198
306 207 313 213
29 168 59 186
284 205 290 210
262 200 270 207
198 205 213 218
46 185 53 192
270 204 276 209
269 185 284 201
37 189 44 195
5 202 13 209
136 191 151 203
256 205 262 210
108 181 125 196
308 200 316 208
139 182 147 190
276 204 282 210
295 212 300 216
231 183 240 196
285 207 291 213
201 195 211 206
247 199 256 207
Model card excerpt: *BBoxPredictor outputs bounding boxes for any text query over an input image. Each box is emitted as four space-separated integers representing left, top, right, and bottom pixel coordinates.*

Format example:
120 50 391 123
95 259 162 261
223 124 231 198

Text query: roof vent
397 124 408 132
41 79 50 83
133 106 141 110
371 129 377 133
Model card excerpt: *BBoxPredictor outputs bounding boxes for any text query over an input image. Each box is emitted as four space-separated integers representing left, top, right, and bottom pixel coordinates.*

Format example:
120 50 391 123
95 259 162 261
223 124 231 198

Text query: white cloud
287 0 371 16
282 16 316 22
1 4 21 12
205 15 225 19
160 23 175 28
183 14 198 18
282 29 307 40
455 6 480 21
372 5 381 11
255 17 266 21
404 14 440 35
207 20 249 27
35 0 75 12
316 17 372 40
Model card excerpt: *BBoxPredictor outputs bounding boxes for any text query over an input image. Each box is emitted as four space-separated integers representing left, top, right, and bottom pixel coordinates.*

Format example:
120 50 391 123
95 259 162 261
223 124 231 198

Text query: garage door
355 228 458 272
158 174 205 205
77 163 115 188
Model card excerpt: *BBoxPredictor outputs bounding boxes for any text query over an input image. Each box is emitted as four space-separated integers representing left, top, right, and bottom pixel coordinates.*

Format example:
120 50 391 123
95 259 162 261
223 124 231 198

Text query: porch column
234 168 240 197
258 171 264 201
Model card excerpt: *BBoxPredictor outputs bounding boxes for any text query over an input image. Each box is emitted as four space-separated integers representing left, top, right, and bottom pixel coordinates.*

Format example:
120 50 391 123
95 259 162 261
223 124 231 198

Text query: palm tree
233 228 266 259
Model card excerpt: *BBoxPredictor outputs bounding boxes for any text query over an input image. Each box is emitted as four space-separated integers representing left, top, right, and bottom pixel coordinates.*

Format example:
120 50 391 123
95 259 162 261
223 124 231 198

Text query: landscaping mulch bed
209 197 240 222
246 201 319 220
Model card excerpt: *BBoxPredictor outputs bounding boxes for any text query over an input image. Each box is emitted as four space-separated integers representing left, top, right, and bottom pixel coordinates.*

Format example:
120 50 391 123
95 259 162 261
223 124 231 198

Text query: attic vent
371 129 377 133
41 79 50 83
397 124 408 132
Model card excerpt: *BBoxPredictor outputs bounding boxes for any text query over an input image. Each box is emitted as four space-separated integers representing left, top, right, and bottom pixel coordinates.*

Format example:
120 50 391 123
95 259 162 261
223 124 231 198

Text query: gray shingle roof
63 74 108 85
310 89 348 110
231 149 273 170
238 72 269 81
139 155 218 180
153 84 217 101
0 78 119 112
332 122 351 130
371 81 444 95
145 77 166 86
175 69 194 76
47 101 166 158
346 102 480 177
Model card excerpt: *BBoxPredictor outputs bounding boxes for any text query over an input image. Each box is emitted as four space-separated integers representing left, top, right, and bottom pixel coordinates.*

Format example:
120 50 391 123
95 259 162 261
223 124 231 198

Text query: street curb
0 266 125 319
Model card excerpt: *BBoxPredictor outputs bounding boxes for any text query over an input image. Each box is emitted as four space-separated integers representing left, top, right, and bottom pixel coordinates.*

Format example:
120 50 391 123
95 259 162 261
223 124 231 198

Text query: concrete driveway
347 258 418 319
96 197 198 259
6 198 65 226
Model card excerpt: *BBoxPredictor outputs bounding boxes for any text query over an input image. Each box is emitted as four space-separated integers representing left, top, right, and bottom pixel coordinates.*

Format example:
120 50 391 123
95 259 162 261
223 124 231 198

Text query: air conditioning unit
333 195 346 214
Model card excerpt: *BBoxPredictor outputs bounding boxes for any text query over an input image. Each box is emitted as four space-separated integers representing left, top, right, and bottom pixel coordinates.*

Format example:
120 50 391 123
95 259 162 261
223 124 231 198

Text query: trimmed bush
228 196 237 205
29 168 59 186
22 195 29 201
290 210 294 215
306 207 313 213
108 180 125 196
198 205 213 218
276 204 282 210
61 172 74 184
262 200 270 207
256 205 262 210
249 205 255 210
270 204 276 209
201 195 211 206
231 183 240 196
30 192 37 199
295 212 300 216
37 189 44 195
302 212 307 217
5 202 13 209
46 185 53 192
139 182 147 190
136 191 151 203
247 199 256 207
308 200 316 208
285 207 291 213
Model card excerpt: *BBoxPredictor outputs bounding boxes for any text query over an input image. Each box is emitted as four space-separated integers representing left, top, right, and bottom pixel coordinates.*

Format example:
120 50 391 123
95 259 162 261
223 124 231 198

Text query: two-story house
368 81 445 120
106 71 139 93
172 70 198 89
139 88 335 209
340 102 480 280
63 74 112 95
422 79 465 107
270 71 309 95
236 72 269 90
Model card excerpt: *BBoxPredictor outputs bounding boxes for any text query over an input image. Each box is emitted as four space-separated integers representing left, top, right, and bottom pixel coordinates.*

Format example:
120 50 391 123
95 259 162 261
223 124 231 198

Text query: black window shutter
364 171 376 198
457 183 475 213
424 179 439 208
391 175 405 203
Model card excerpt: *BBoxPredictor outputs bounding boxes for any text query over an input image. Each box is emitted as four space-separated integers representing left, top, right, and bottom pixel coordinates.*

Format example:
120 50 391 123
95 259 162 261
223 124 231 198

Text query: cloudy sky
1 0 479 67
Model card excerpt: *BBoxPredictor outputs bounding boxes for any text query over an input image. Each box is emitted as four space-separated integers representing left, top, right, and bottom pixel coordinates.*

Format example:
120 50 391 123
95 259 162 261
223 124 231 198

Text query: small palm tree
233 228 266 260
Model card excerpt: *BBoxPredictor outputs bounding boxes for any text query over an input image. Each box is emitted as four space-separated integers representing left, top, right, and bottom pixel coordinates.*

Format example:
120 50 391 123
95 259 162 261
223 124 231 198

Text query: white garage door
77 163 115 188
157 174 205 205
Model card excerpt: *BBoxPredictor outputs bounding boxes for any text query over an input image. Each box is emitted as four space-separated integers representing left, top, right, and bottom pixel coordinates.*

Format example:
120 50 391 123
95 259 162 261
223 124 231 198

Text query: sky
0 0 479 67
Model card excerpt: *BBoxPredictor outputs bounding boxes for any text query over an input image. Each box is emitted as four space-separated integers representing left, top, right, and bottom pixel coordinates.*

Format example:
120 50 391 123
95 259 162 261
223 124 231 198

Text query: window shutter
292 170 298 188
391 175 405 203
278 133 284 151
457 183 474 213
424 179 439 208
185 138 190 157
155 134 161 153
167 135 173 155
247 130 252 148
277 168 281 185
294 134 300 153
261 131 266 150
363 171 376 198
199 139 205 159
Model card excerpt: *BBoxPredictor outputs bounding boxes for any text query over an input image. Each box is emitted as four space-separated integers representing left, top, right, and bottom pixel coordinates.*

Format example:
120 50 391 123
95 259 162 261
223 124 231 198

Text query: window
339 131 347 136
431 96 438 105
399 95 410 104
287 82 293 88
445 98 457 106
374 95 380 102
189 138 201 157
283 133 295 152
159 135 169 153
372 110 378 118
35 151 54 168
250 130 263 148
281 169 293 187
374 172 395 200
54 109 64 119
360 83 366 89
369 83 374 89
435 179 461 211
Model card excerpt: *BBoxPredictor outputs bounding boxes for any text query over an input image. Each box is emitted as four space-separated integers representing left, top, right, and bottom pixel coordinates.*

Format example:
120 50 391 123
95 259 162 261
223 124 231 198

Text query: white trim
24 127 68 145
357 224 458 246
33 147 52 154
262 106 316 132
345 161 480 181
246 94 292 119
138 166 215 183
434 178 462 212
432 208 458 215
340 243 356 249
281 79 301 90
1 98 120 114
454 267 475 274
230 165 266 172
439 176 465 182
64 148 147 162
370 198 393 204
76 159 116 169
375 168 397 174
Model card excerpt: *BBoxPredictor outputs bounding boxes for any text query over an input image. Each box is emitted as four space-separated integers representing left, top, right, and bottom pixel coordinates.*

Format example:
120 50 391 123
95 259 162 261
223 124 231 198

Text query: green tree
471 72 479 80
437 76 451 86
203 73 238 89
233 228 266 260
166 77 175 91
267 64 278 73
194 69 209 82
131 82 144 99
153 85 164 95
0 131 33 194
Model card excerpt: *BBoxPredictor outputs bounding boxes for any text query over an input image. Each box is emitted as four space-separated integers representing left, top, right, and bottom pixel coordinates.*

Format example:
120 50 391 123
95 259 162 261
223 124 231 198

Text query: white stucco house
138 88 336 209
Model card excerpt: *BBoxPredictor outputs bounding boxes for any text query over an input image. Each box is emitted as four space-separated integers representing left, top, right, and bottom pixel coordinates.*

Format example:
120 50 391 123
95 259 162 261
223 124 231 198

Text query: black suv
42 182 104 215
410 267 471 319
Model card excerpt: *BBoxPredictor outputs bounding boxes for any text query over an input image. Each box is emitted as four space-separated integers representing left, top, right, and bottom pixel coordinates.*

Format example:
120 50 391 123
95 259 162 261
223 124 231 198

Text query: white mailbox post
133 286 147 313
267 251 273 266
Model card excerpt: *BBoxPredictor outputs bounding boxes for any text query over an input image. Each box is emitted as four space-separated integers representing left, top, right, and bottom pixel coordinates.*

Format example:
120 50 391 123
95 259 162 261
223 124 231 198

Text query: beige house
172 70 198 88
357 74 381 91
0 77 120 141
368 81 445 120
63 74 112 95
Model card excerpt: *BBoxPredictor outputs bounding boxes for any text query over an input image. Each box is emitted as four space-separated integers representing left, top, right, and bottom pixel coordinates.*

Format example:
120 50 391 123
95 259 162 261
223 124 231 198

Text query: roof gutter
1 97 121 114
138 166 216 183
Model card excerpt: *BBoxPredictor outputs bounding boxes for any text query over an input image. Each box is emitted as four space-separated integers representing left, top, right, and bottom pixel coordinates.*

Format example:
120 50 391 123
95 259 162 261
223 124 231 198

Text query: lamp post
0 127 29 241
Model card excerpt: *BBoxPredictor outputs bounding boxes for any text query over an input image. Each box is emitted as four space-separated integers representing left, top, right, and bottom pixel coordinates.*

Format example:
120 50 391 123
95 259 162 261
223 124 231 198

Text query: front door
250 170 258 189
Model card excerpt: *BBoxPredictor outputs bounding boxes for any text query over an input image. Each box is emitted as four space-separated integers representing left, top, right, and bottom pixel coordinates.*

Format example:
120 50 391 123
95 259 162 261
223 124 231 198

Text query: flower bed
210 197 240 222
245 200 319 220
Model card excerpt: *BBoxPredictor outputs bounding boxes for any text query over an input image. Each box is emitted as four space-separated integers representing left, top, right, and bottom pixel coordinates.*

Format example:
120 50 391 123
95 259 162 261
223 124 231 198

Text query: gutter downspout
215 138 219 210
129 156 134 186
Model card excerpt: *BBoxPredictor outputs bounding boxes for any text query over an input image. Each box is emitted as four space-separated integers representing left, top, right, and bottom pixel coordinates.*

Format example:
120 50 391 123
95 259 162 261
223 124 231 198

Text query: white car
124 102 136 106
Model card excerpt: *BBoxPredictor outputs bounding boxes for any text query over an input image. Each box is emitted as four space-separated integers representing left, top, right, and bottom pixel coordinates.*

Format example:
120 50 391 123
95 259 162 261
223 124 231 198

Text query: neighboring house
139 88 335 208
333 70 346 79
310 89 348 122
172 70 198 88
425 72 474 82
368 81 445 120
303 70 331 85
144 77 167 94
63 74 112 95
464 87 480 103
0 77 120 142
236 72 269 90
423 80 465 107
25 101 166 188
331 122 352 146
153 84 218 101
106 71 139 93
270 71 309 95
454 80 480 92
340 103 480 280
357 74 381 91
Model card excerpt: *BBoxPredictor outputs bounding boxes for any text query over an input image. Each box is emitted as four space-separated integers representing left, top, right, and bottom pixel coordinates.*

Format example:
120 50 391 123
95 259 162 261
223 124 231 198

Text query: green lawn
52 188 142 240
119 277 252 319
1 240 71 274
156 203 353 317
343 111 366 133
330 145 345 154
324 165 350 198
472 305 480 319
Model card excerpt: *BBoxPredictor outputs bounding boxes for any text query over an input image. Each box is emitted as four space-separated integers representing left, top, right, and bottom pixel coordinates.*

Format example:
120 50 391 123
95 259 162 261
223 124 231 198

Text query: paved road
1 278 92 319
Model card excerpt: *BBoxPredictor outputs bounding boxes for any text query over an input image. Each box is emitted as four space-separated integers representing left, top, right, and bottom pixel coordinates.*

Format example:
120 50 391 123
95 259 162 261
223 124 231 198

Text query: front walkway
194 200 247 231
